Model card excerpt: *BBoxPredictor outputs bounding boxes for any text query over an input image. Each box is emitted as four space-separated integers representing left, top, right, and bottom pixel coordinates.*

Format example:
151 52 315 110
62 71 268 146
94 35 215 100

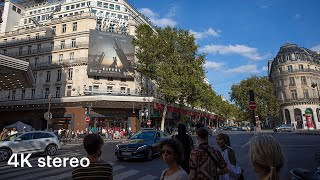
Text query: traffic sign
85 117 90 123
249 101 257 110
147 120 151 126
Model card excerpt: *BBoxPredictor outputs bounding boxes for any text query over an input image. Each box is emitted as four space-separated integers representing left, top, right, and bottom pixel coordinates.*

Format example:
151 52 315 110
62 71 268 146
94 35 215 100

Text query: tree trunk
161 104 168 131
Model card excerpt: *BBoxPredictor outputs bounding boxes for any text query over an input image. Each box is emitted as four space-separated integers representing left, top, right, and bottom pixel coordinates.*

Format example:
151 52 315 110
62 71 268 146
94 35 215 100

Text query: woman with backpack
216 133 242 180
172 124 194 174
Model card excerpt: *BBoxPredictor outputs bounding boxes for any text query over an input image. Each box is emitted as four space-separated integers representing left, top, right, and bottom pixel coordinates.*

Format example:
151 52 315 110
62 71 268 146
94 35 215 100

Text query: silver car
273 124 295 132
0 131 61 161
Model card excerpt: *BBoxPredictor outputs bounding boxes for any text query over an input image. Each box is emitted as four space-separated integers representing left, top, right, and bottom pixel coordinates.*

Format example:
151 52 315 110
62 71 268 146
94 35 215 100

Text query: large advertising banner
88 30 134 78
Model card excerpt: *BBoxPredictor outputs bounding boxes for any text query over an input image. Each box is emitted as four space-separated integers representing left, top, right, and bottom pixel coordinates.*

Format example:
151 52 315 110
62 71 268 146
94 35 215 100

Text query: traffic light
249 90 255 101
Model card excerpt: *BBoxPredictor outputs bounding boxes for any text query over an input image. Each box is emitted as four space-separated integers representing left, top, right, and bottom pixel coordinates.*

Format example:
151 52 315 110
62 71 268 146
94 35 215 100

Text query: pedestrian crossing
0 151 158 180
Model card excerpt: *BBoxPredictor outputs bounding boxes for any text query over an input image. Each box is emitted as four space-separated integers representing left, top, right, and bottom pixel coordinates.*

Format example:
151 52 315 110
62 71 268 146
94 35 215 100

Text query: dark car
115 130 170 161
273 124 295 132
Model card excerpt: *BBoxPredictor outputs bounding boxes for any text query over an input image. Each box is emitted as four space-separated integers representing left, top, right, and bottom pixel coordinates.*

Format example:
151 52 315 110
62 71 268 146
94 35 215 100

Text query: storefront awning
0 54 34 90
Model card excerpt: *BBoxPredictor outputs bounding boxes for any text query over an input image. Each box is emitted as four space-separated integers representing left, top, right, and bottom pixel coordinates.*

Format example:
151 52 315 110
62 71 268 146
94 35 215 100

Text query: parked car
273 124 295 132
115 130 170 161
0 131 61 162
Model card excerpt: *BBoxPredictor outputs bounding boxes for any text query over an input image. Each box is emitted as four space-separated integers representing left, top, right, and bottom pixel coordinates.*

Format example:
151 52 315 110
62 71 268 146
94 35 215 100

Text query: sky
127 0 320 101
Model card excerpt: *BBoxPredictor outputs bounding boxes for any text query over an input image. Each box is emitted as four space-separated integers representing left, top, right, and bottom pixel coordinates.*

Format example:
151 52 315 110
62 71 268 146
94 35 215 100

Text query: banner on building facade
88 30 134 78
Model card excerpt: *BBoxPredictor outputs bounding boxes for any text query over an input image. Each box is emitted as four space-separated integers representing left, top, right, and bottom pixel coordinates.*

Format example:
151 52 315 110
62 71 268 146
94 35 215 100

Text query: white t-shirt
160 167 189 180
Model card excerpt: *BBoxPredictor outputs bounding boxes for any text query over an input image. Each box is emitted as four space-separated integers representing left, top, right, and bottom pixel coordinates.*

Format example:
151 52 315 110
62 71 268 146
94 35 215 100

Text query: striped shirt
72 161 113 180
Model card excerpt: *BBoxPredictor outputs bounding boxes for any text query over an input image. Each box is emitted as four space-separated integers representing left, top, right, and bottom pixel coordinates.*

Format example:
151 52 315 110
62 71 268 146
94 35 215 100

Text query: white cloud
225 65 259 74
204 61 224 70
138 8 177 27
199 44 265 61
311 44 320 53
190 28 221 40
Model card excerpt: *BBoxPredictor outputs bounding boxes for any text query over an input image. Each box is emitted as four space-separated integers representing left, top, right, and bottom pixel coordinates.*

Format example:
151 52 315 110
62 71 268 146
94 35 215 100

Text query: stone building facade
268 43 320 130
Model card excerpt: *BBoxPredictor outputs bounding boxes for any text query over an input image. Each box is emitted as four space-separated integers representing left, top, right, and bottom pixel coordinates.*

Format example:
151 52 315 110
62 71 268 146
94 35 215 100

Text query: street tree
133 24 205 131
230 76 279 123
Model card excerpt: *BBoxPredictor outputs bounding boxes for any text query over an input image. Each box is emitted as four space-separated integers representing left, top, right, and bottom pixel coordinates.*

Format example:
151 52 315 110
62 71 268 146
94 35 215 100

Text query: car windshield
131 131 155 140
1 133 22 141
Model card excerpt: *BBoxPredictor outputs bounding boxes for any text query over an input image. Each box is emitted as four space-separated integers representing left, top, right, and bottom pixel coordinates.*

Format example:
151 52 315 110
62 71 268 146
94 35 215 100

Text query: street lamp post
47 94 52 131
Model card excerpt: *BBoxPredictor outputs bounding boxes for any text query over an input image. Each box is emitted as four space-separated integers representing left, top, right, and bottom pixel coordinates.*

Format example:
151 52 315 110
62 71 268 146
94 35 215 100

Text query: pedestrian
102 128 106 139
216 133 242 180
10 128 18 135
189 127 229 180
22 126 27 132
172 124 194 174
0 128 9 140
159 139 189 180
249 135 285 180
194 123 204 146
72 134 113 180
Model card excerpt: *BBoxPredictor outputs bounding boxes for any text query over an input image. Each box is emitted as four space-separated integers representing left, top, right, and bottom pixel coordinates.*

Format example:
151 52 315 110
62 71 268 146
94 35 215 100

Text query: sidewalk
295 129 320 136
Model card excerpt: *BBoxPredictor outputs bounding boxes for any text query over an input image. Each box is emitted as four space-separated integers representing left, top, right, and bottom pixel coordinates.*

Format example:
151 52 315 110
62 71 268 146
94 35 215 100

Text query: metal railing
83 89 138 96
31 57 88 70
0 35 52 47
0 42 89 58
277 68 320 75
280 98 319 103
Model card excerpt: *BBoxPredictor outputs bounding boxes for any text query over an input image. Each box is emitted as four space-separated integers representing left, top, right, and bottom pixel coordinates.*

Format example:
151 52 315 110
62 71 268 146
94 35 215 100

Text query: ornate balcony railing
31 57 88 70
0 42 89 58
276 68 320 76
280 97 319 103
83 89 139 96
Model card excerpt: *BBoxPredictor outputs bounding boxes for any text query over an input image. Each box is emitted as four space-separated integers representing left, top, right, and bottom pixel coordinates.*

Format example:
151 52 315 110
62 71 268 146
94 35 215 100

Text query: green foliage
230 76 279 122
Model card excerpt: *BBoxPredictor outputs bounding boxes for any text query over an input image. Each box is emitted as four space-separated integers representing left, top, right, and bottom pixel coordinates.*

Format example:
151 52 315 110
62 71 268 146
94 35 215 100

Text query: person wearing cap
22 126 27 132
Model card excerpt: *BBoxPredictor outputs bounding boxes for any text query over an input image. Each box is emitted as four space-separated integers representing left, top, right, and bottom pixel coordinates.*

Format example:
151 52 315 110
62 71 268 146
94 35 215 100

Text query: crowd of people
72 123 285 180
0 127 27 140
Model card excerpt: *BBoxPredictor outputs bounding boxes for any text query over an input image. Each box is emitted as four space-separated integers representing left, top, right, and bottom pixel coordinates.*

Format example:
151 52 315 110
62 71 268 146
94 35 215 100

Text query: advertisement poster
88 30 134 78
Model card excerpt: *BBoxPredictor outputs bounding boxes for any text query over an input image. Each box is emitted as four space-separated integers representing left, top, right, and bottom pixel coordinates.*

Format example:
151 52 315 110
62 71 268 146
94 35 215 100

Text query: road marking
113 165 125 172
137 174 158 180
113 169 139 180
26 167 72 180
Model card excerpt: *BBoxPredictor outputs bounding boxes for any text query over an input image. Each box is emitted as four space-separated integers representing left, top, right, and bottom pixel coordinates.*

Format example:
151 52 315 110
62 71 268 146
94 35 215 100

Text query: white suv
0 131 61 162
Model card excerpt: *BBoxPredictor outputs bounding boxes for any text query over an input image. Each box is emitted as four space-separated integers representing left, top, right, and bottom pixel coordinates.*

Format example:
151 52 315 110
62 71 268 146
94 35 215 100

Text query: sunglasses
161 149 173 155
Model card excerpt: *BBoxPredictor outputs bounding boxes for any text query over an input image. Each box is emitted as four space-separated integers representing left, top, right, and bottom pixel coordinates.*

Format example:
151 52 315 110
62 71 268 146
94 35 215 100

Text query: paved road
1 132 319 179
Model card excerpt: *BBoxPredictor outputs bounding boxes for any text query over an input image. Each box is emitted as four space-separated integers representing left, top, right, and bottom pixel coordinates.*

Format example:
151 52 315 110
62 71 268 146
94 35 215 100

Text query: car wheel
45 144 58 156
117 157 124 161
0 148 12 162
145 148 153 161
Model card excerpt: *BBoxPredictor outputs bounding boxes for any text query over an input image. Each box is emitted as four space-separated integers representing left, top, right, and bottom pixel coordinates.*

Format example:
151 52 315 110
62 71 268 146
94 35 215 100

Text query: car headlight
115 145 119 151
136 145 147 151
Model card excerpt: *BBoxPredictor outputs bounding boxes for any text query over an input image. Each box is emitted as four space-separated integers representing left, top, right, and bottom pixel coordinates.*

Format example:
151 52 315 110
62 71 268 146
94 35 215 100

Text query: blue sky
127 0 320 101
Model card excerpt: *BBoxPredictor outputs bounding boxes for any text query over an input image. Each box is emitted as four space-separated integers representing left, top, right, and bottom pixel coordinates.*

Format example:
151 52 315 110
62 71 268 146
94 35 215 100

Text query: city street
1 131 319 180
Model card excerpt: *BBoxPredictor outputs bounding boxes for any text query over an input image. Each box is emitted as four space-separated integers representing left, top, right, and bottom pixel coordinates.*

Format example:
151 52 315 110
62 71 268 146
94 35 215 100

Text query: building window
303 89 309 99
97 1 102 7
58 54 63 63
115 5 120 11
60 40 65 49
71 39 76 47
51 42 54 50
56 69 62 81
66 6 70 10
71 5 75 9
46 71 51 82
103 3 108 8
47 55 52 65
37 44 41 52
21 90 25 99
33 72 37 83
286 55 290 61
72 22 77 31
28 46 32 54
281 91 286 100
296 53 301 60
55 87 60 97
127 88 130 94
36 33 40 40
81 2 85 7
289 77 295 86
120 87 126 94
76 4 80 8
45 88 50 98
93 85 99 91
12 90 16 100
68 68 73 80
291 90 298 100
17 8 21 14
24 19 27 24
109 4 114 9
121 78 126 82
124 16 128 20
69 52 74 61
62 24 66 33
19 47 22 55
298 64 304 71
31 89 35 99
52 26 56 35
12 5 16 11
107 77 113 81
34 57 38 67
94 76 100 80
107 86 112 92
287 65 293 72
301 76 307 85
